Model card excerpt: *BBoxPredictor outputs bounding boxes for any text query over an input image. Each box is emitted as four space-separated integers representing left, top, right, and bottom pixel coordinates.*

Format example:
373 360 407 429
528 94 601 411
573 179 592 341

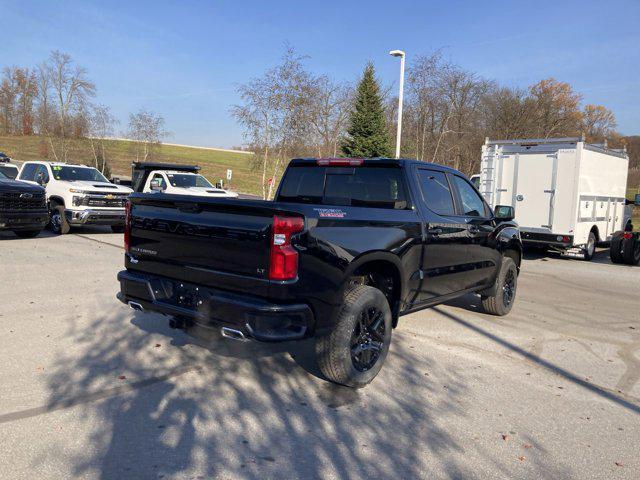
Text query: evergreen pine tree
341 62 392 158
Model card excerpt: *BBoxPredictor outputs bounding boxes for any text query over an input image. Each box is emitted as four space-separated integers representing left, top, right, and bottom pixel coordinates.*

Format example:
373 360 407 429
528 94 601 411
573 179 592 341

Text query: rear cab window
277 165 408 209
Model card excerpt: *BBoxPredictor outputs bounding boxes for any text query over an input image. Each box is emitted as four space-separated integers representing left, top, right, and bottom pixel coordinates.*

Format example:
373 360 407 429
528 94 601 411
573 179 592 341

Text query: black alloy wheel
350 306 386 372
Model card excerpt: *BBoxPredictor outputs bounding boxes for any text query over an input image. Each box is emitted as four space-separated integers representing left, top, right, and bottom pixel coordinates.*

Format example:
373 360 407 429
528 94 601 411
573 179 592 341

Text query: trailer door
514 153 557 229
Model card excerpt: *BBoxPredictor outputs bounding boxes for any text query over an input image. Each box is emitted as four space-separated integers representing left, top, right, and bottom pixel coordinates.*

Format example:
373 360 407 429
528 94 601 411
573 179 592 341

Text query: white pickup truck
18 161 133 234
133 163 237 198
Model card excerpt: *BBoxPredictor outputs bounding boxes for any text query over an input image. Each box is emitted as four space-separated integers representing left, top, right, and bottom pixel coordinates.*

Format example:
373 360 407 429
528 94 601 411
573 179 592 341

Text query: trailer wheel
316 285 392 388
583 231 596 261
610 232 625 264
621 235 640 265
481 256 518 316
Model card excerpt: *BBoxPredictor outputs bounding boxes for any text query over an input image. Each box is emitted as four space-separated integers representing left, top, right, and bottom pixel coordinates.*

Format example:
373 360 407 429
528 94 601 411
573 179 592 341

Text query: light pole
389 49 405 158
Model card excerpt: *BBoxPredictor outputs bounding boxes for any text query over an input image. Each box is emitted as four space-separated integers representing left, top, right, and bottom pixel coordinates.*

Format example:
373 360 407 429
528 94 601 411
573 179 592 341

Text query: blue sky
1 0 639 147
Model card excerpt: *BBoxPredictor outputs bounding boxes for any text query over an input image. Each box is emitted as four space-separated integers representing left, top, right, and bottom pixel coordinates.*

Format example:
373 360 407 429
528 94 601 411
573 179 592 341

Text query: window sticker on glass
314 208 346 218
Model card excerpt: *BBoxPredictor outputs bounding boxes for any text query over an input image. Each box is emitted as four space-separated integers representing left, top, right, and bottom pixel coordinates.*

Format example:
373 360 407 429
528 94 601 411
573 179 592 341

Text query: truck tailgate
127 195 284 292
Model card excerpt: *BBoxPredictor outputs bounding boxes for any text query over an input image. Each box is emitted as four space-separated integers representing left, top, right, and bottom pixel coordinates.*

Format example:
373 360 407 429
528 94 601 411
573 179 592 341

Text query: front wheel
583 231 596 261
481 256 518 316
49 205 70 235
316 285 392 388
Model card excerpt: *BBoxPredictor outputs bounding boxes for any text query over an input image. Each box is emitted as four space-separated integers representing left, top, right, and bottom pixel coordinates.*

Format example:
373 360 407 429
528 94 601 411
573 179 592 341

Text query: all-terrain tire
481 256 518 316
316 285 392 388
621 235 640 265
610 232 625 264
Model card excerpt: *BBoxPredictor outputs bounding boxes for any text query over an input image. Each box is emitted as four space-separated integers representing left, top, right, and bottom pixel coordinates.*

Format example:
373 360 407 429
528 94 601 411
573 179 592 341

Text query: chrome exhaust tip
128 301 144 311
221 327 247 341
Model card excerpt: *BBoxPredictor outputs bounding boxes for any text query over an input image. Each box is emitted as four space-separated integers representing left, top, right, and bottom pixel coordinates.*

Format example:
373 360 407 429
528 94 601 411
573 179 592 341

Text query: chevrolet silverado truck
18 161 133 234
131 162 238 198
0 169 48 237
117 158 522 387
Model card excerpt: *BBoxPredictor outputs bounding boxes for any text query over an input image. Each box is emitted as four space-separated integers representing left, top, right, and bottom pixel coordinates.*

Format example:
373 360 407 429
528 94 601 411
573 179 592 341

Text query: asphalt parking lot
1 228 638 479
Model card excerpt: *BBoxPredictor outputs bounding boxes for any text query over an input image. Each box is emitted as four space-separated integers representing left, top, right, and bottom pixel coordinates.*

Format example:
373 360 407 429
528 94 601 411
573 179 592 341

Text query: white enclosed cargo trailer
479 137 629 260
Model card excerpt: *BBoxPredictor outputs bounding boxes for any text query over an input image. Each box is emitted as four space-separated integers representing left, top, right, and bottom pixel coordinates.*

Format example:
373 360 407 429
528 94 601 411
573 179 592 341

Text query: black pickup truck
0 170 48 238
118 158 522 387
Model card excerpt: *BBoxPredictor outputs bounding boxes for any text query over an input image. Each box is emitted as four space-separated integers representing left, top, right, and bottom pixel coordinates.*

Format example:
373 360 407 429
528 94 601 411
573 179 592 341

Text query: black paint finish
118 158 522 339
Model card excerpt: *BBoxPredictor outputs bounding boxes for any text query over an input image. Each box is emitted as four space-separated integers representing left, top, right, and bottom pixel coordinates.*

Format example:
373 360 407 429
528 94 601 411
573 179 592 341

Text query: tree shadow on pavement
432 305 640 416
32 307 478 479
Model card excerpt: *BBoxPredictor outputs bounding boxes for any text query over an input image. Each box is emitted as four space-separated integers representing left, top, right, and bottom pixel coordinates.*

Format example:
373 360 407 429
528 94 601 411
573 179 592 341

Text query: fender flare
341 251 406 320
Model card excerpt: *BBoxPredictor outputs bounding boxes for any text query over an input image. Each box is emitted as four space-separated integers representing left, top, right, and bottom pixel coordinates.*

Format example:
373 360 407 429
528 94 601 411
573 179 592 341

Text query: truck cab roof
288 157 462 174
23 160 89 168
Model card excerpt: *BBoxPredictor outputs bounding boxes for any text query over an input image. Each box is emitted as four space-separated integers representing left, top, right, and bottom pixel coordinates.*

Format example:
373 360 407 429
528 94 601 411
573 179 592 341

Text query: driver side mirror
494 205 515 222
36 172 46 186
150 179 163 192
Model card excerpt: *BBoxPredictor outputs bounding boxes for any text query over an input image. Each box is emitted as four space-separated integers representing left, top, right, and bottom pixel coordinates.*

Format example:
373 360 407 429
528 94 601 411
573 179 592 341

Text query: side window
417 169 455 216
35 165 50 185
152 174 167 189
452 175 487 217
19 163 38 181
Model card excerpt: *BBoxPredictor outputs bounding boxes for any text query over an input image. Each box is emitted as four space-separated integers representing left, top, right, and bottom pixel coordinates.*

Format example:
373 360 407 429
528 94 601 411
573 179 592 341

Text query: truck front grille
0 192 47 211
80 194 128 208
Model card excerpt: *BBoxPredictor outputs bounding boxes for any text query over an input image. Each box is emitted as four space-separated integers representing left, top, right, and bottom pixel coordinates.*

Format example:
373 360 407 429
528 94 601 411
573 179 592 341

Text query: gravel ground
0 227 638 479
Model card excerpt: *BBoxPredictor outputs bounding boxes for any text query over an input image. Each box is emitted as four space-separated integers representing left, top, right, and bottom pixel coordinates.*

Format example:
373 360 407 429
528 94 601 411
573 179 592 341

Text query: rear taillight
316 158 363 166
269 215 304 280
124 200 131 252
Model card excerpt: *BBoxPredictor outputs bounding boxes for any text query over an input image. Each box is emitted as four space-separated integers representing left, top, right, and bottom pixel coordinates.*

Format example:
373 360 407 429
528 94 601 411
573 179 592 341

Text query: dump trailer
479 137 629 260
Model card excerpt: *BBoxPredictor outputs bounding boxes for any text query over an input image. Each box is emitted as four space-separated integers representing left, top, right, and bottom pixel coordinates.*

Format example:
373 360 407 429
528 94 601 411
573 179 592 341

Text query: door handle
427 227 442 236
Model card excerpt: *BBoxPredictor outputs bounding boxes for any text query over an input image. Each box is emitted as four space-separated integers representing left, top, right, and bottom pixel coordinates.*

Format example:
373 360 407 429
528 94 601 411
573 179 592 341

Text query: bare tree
88 104 118 173
0 68 18 134
402 53 489 174
481 86 533 139
308 76 352 157
45 50 96 161
126 109 168 161
35 63 51 138
232 47 315 199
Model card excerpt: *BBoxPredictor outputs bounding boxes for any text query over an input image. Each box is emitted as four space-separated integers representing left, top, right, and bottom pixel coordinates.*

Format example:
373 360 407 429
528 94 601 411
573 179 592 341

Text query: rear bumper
66 208 125 226
117 269 313 342
0 210 48 230
521 231 573 248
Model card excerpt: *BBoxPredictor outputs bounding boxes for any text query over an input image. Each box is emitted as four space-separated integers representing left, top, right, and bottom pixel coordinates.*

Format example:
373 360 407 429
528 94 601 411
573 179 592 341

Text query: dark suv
0 170 48 238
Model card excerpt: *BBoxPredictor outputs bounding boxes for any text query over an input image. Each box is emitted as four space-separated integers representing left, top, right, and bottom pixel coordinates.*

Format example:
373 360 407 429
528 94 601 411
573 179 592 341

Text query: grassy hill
0 135 261 195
